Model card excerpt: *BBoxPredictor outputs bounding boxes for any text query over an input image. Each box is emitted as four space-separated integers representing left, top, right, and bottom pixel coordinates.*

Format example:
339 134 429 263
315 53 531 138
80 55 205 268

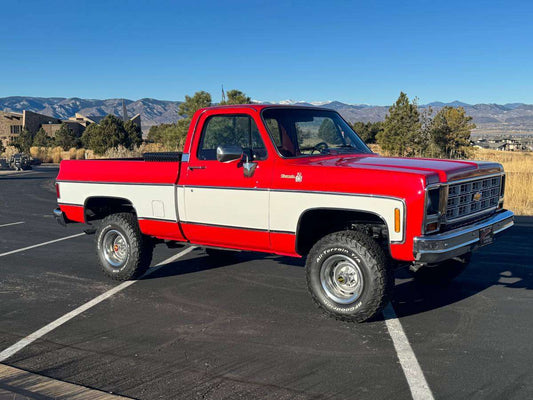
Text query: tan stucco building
1 110 141 148
1 110 61 147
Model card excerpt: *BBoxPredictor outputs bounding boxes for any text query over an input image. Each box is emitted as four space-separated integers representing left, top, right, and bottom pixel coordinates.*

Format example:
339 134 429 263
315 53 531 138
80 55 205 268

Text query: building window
10 125 22 134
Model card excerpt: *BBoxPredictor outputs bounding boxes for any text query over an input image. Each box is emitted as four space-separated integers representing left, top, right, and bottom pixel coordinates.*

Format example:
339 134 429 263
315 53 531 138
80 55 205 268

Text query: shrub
4 146 19 160
51 147 63 163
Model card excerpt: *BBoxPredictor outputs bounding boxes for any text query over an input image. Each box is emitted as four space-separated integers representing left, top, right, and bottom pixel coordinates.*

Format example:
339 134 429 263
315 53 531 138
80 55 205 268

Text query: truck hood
291 154 503 183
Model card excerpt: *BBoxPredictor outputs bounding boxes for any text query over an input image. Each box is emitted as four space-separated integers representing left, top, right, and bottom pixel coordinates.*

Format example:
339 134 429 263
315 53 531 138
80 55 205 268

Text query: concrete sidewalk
0 364 130 400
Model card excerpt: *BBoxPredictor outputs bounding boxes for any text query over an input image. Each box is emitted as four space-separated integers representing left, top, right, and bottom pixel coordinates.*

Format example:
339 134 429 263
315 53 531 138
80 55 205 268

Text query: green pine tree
377 92 422 157
352 121 383 144
55 123 80 150
33 127 52 147
124 120 143 148
178 91 212 118
81 115 129 155
318 118 341 144
10 128 34 154
429 106 475 159
219 89 252 105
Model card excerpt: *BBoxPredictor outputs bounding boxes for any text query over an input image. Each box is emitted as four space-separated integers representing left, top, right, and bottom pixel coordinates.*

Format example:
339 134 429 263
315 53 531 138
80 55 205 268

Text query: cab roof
197 104 332 113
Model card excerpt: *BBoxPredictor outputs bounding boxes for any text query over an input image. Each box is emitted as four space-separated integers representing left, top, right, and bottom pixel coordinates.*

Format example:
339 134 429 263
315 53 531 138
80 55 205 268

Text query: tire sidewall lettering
309 237 378 318
316 247 360 264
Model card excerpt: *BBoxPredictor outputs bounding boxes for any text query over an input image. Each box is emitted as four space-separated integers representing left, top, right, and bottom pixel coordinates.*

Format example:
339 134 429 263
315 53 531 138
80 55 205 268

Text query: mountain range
2 96 533 136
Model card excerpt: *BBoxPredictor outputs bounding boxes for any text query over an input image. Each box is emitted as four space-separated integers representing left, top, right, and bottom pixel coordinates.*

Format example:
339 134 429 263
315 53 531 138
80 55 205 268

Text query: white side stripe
383 304 434 400
59 182 178 221
0 246 196 362
0 221 25 228
0 233 85 258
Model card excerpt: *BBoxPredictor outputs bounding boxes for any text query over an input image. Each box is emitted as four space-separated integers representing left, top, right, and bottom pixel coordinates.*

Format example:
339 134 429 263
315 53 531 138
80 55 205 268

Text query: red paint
181 223 271 252
56 105 504 263
59 204 85 223
270 232 299 257
57 159 180 184
138 219 186 242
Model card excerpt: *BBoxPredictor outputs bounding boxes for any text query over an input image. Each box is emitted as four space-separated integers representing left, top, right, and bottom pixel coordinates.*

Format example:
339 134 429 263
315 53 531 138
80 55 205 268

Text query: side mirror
216 145 243 162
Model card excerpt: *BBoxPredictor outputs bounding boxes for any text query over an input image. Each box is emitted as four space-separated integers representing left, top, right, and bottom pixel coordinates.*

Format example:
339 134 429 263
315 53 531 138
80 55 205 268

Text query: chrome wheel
320 254 364 304
102 229 129 268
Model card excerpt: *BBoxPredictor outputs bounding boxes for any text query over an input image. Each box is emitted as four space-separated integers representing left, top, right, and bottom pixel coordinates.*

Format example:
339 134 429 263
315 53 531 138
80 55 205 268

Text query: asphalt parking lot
0 165 532 399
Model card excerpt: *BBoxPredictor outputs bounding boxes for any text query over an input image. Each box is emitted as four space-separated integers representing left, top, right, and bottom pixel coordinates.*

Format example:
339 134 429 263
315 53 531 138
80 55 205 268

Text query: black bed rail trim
143 152 182 162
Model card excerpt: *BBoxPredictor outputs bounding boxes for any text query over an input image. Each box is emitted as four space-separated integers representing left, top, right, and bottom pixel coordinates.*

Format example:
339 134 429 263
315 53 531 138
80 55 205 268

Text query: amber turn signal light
425 222 439 232
394 208 401 233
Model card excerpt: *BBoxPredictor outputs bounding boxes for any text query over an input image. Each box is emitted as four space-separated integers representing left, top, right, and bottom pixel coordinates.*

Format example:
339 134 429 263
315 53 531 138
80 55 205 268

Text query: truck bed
56 152 182 185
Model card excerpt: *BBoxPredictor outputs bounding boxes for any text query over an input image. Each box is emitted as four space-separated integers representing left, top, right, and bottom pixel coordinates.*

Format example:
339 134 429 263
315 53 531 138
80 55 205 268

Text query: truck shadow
389 216 532 319
142 249 272 280
143 217 531 320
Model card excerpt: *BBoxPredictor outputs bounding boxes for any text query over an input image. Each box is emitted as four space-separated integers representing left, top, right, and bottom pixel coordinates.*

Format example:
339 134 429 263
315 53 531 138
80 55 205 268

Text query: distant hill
2 96 533 136
0 97 181 133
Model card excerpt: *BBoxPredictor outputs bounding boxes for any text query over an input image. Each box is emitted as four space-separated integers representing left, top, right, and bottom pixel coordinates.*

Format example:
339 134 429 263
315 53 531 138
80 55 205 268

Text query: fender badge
281 172 303 183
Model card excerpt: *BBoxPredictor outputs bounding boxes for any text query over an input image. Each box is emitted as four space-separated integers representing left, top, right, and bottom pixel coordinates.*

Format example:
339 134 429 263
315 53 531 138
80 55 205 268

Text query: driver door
180 111 273 251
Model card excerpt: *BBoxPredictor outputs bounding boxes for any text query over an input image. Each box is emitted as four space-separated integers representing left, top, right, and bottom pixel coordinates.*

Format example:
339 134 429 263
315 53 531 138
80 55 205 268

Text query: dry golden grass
29 146 88 163
472 149 532 215
24 143 169 162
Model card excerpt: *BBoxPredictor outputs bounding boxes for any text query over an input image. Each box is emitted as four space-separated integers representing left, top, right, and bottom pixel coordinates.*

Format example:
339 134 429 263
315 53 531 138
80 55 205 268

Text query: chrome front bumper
413 210 514 264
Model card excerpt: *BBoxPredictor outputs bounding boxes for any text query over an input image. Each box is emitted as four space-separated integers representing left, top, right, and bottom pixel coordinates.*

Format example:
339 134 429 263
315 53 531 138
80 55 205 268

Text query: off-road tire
411 253 471 285
306 230 393 322
96 213 153 281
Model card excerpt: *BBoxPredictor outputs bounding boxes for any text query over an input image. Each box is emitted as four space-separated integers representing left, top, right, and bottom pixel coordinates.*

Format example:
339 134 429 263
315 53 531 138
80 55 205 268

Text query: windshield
262 108 372 158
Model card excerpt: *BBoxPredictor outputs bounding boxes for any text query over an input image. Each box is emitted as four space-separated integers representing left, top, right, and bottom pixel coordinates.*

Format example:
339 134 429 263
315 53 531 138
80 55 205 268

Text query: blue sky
1 0 532 105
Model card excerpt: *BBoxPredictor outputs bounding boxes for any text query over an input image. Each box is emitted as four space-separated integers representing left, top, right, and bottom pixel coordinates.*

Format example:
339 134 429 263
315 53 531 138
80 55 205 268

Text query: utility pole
122 99 128 121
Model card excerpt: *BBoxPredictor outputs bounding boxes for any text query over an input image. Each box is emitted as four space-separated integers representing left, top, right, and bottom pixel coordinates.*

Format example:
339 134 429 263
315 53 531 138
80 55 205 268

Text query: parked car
10 153 32 171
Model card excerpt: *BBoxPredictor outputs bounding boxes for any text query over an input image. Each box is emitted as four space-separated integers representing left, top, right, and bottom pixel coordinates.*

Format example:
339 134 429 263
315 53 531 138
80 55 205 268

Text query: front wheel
306 230 393 322
96 213 154 280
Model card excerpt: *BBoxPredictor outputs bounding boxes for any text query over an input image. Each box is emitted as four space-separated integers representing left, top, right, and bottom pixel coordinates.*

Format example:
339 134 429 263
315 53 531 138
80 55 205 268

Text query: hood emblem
473 192 482 202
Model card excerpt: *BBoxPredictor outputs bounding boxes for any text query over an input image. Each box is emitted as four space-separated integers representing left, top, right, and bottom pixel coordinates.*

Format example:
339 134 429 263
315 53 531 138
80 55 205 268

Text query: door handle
188 166 206 170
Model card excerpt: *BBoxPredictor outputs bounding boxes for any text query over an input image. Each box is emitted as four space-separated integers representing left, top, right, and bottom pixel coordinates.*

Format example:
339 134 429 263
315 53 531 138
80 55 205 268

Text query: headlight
426 188 441 216
424 186 444 234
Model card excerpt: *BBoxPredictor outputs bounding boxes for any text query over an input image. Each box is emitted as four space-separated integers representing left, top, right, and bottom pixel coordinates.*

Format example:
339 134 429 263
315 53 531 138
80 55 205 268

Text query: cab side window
197 115 268 161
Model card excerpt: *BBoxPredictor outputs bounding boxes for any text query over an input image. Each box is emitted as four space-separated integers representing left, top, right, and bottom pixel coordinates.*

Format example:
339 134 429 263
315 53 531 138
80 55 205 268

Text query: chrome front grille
446 176 501 221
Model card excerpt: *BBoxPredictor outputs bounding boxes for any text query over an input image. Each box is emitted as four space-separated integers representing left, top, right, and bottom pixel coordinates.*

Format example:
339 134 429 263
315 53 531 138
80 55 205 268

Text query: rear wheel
410 253 471 285
96 213 153 280
306 230 393 322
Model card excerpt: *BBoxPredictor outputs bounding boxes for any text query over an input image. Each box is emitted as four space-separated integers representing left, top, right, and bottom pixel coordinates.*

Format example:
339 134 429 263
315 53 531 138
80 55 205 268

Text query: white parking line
0 246 195 362
383 303 435 400
0 233 85 258
0 221 25 228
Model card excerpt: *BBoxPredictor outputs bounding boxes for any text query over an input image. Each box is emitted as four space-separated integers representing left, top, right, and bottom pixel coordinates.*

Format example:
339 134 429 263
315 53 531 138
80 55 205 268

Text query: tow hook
409 262 425 272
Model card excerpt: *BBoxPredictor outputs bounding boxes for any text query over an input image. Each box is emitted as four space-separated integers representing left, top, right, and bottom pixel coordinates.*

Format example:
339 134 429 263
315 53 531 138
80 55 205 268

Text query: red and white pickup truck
54 105 514 322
